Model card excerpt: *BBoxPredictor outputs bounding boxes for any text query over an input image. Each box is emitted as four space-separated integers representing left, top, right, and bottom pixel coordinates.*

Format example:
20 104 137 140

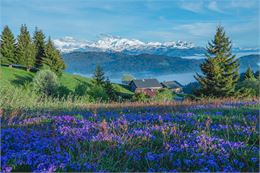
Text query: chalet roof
131 79 162 88
161 81 183 89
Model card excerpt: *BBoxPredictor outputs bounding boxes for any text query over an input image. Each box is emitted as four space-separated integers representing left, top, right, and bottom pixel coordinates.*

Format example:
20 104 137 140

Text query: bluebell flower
251 157 258 163
147 168 156 172
146 152 157 161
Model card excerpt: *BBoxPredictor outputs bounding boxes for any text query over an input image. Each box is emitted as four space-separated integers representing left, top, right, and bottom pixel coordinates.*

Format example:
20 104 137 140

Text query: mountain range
56 35 259 83
63 52 259 76
54 35 205 57
54 35 259 57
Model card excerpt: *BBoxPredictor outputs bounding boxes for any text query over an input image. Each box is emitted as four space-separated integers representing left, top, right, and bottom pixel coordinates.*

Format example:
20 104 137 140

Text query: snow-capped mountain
53 36 90 53
53 35 259 58
53 35 197 55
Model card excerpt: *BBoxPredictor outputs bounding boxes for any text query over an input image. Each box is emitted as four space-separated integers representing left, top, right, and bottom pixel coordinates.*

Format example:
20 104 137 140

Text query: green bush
132 93 150 102
33 69 59 96
235 87 256 98
87 85 109 102
56 85 73 98
152 88 173 102
74 83 88 96
236 80 260 97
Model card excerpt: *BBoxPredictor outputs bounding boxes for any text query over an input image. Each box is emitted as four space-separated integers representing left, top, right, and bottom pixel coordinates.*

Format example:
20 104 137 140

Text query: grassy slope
0 66 133 95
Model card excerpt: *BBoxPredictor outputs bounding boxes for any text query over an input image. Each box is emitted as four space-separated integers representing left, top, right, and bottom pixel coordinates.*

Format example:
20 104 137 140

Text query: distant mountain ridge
54 35 259 58
62 52 260 77
53 35 205 57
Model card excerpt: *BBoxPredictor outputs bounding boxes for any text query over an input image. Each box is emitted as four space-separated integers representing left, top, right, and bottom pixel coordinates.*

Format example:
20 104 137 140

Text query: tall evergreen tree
0 26 16 65
244 66 256 81
43 37 65 75
104 77 117 101
195 26 239 97
33 27 46 68
93 65 106 86
16 24 36 70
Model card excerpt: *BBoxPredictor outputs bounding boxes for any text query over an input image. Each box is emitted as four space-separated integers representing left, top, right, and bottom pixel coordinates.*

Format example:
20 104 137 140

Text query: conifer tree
93 65 106 86
195 26 239 97
0 26 16 65
33 27 46 68
43 37 65 75
244 66 256 81
104 77 117 101
16 24 36 70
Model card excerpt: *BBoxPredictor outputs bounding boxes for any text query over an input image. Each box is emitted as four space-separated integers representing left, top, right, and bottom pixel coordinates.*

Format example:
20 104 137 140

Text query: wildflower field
1 100 259 172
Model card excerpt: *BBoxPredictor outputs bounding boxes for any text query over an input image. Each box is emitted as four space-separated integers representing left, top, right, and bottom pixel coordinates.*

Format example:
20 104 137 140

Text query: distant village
123 78 183 97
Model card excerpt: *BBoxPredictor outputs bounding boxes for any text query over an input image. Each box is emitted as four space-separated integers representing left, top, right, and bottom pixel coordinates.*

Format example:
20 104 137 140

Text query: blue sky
1 0 260 47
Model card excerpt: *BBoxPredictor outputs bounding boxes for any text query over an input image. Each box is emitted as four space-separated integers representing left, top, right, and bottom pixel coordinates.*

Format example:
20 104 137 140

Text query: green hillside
0 66 133 95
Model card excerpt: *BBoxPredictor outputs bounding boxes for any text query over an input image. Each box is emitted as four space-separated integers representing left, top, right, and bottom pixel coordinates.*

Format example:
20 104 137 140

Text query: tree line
0 25 65 74
1 25 258 99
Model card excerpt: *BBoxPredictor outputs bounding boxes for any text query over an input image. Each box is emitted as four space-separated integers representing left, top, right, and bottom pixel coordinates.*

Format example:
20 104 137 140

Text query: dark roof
161 81 183 89
131 79 162 88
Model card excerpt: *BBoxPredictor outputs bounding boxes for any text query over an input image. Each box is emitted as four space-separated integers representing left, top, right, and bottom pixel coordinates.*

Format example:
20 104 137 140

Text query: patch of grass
59 72 92 91
0 66 133 95
0 66 34 88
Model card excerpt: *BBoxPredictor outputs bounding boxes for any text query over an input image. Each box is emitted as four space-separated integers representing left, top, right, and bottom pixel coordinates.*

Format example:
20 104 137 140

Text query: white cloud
178 0 259 14
136 22 217 46
179 1 204 13
169 21 259 47
208 1 224 13
172 23 216 37
229 0 257 8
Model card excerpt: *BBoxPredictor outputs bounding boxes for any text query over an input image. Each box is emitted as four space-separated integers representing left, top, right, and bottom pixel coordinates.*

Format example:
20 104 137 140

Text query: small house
129 79 162 97
161 81 183 93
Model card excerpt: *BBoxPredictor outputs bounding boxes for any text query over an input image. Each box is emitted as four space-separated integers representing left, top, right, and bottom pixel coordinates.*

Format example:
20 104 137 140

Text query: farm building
129 79 162 97
161 80 183 93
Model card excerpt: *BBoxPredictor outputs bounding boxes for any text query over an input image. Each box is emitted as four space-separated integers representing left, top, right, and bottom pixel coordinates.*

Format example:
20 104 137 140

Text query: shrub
33 69 59 96
236 80 260 97
74 83 88 96
56 85 73 98
235 87 256 98
104 78 117 101
87 85 109 102
132 93 150 102
152 88 173 102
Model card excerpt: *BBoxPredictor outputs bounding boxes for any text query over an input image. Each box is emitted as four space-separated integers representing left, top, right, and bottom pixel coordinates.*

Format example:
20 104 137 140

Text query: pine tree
0 26 16 65
16 24 36 70
26 41 36 71
33 27 46 68
244 66 256 81
93 65 106 86
43 37 65 75
104 77 117 101
195 26 239 97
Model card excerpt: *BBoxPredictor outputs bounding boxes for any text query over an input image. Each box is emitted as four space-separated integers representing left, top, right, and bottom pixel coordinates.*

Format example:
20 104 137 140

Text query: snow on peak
53 37 89 53
89 34 146 51
53 35 195 53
